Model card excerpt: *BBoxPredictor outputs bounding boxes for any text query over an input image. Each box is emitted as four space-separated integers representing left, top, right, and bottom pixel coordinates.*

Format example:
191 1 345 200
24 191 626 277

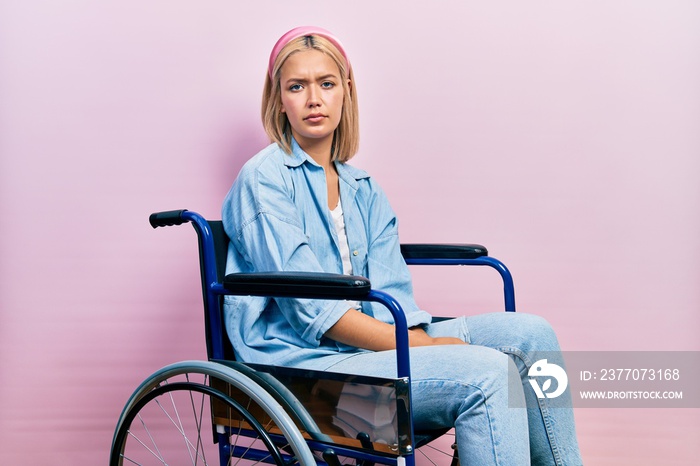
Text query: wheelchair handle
149 210 189 228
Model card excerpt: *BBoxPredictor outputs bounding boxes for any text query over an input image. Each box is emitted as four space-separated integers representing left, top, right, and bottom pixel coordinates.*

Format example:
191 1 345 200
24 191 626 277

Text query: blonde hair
261 34 359 162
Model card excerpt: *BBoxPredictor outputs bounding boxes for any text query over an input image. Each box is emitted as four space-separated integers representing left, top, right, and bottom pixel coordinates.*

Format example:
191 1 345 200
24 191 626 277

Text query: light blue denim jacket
222 140 432 366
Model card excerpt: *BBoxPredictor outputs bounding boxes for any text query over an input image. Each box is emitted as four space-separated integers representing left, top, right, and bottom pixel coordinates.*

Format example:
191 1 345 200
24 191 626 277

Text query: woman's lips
304 114 326 123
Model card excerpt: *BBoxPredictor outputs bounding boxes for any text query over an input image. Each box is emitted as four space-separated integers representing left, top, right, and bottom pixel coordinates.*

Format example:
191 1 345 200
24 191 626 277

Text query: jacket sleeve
222 161 351 346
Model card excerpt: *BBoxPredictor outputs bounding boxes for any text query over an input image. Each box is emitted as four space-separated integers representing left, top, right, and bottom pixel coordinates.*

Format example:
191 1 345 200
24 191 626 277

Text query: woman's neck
294 136 339 209
295 134 334 171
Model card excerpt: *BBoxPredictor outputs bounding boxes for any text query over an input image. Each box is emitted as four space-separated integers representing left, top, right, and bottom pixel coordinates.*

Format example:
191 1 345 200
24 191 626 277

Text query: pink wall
1 1 698 464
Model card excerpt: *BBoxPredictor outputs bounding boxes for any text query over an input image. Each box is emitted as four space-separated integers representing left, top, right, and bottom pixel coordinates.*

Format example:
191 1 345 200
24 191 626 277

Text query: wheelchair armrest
400 243 516 312
223 271 371 300
400 243 488 260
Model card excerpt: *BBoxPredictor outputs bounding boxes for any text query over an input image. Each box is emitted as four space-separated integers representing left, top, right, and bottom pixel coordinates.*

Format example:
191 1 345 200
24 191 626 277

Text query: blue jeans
299 312 583 466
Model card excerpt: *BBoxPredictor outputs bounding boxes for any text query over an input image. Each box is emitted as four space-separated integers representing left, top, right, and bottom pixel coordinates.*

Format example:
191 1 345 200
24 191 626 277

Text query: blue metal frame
181 211 229 361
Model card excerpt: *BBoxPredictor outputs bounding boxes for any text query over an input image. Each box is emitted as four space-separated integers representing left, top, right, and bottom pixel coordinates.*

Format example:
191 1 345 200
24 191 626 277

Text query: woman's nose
307 85 321 107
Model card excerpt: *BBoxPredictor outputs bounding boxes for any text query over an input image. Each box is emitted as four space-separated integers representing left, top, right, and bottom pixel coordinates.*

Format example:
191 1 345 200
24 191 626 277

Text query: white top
331 201 361 310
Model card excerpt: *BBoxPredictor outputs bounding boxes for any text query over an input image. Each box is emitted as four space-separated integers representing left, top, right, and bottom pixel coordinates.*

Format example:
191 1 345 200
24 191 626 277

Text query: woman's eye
289 83 303 91
321 81 335 89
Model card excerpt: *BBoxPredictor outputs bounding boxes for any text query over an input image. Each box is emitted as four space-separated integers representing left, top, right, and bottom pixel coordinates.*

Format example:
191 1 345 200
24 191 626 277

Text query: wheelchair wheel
110 360 316 466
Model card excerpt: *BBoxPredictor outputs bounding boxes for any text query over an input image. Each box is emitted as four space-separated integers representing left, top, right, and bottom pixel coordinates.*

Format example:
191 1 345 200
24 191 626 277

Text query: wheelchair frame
110 209 516 466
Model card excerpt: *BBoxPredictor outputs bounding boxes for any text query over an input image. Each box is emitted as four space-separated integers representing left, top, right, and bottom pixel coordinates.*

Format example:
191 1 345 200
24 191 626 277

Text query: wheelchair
110 209 516 466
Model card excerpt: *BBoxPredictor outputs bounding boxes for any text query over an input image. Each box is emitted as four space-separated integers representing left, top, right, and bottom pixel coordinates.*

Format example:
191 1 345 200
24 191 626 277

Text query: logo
528 359 568 399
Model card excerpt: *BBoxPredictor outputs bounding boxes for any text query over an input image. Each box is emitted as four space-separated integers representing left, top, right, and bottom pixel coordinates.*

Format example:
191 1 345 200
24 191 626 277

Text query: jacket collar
284 138 370 183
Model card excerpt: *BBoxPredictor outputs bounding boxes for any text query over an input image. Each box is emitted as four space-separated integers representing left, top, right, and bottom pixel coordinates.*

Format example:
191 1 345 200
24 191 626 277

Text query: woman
222 26 583 465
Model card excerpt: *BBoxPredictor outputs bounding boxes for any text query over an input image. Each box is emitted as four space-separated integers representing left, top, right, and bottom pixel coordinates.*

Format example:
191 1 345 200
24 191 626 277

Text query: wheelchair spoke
117 381 216 465
125 424 166 465
154 397 202 464
119 456 143 466
187 374 209 466
222 395 277 466
166 381 198 465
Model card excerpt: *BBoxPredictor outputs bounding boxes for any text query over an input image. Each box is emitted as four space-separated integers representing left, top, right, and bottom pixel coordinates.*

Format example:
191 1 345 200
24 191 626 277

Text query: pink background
1 1 698 464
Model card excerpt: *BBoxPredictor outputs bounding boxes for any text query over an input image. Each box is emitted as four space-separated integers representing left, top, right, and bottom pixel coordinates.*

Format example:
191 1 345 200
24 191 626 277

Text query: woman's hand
408 327 467 347
325 309 468 351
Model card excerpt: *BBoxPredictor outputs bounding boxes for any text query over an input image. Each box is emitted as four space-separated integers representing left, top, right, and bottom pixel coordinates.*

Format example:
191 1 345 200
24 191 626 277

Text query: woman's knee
466 312 561 353
516 313 560 351
410 345 517 423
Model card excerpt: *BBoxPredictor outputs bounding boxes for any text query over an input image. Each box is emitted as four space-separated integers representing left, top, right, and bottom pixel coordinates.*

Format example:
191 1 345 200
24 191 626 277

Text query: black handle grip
149 210 189 229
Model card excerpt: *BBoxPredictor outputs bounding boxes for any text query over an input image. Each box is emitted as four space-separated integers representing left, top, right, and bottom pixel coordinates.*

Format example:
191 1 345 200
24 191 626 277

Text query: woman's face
279 49 345 154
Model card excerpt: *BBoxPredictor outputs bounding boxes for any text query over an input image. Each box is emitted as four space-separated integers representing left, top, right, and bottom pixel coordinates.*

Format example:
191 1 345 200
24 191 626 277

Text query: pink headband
268 26 350 79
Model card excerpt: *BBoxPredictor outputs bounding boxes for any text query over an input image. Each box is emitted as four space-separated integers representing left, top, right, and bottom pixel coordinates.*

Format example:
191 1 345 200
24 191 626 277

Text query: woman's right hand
408 328 468 347
326 309 468 351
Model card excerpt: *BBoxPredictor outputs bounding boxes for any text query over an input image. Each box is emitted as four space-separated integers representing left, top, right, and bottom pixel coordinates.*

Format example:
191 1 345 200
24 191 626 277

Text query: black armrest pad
223 271 371 300
400 243 488 260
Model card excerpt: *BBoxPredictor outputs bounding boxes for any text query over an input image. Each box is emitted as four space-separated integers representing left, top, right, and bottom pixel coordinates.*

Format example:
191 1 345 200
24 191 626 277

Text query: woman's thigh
426 312 561 356
323 341 525 429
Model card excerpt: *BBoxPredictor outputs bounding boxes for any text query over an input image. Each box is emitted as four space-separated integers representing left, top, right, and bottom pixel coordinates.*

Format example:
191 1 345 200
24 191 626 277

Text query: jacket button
352 250 358 256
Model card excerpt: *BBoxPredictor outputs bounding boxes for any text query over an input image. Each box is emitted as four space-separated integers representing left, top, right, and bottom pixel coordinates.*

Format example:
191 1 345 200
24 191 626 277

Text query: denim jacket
222 140 432 366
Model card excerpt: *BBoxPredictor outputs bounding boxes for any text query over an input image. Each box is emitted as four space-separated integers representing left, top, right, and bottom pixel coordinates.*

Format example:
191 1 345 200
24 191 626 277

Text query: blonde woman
222 26 582 465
